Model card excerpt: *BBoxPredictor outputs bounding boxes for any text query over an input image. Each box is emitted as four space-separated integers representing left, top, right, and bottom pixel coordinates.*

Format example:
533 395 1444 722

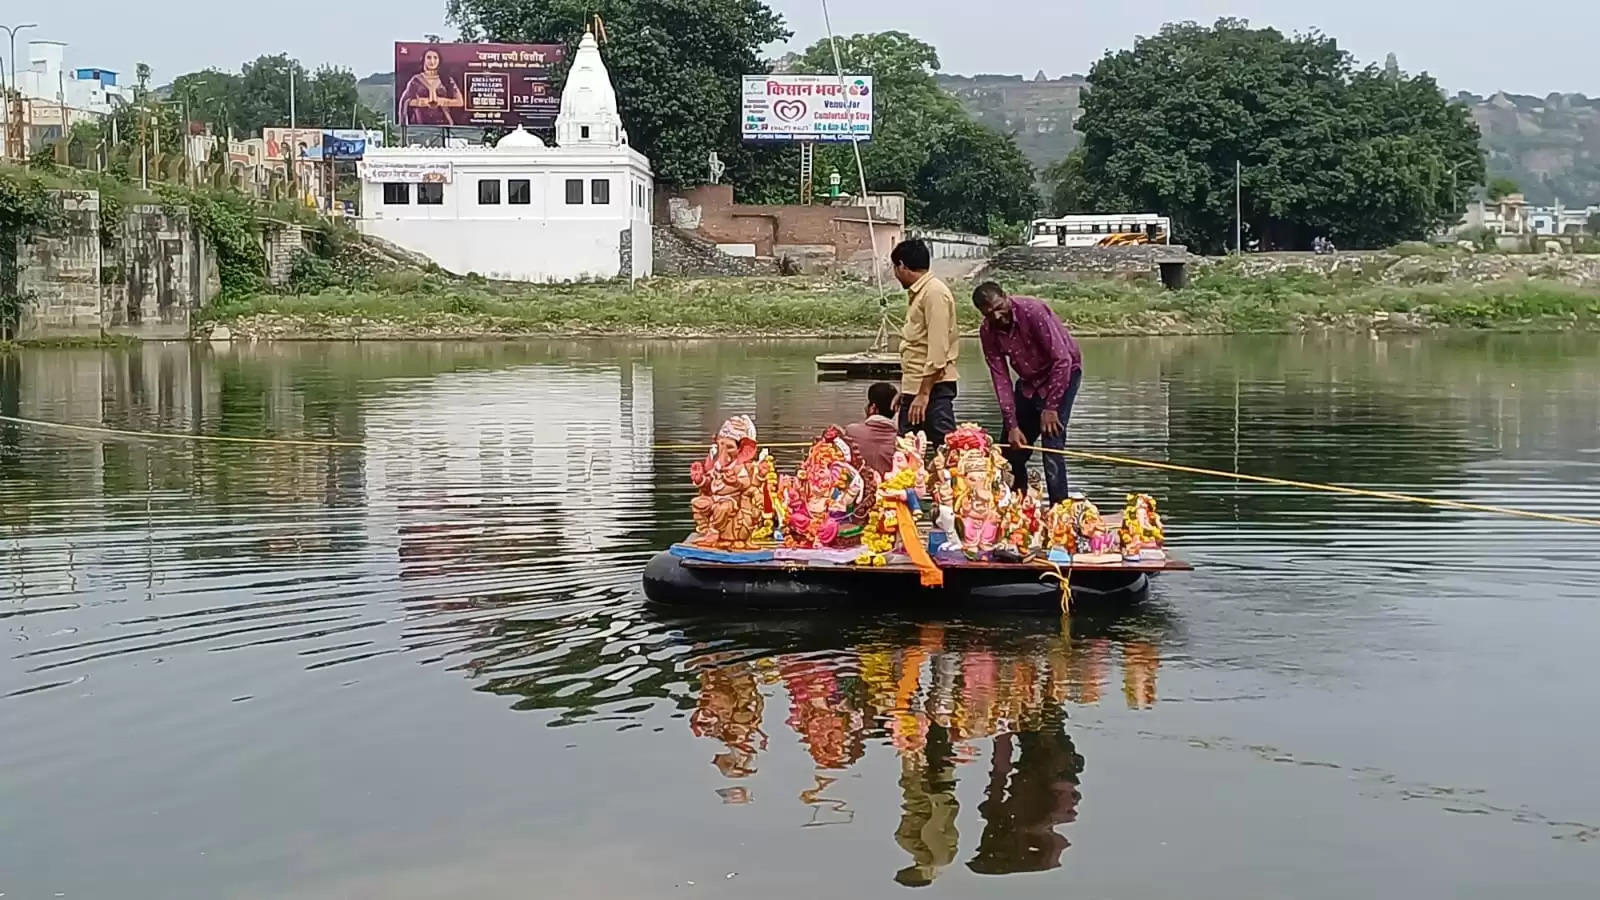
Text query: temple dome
555 29 627 147
496 126 546 150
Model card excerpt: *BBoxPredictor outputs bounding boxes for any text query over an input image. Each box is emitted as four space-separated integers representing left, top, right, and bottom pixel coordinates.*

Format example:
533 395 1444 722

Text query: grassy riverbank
209 254 1600 340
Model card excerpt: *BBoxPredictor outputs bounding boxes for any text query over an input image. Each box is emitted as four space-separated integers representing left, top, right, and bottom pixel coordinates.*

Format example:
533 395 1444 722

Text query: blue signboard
322 130 370 161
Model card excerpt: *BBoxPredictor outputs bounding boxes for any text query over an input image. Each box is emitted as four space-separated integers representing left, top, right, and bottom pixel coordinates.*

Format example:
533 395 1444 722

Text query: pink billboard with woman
395 41 565 129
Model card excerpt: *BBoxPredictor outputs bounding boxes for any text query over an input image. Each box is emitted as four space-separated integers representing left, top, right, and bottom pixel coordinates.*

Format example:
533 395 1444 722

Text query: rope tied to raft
4 413 1600 530
1020 442 1600 529
1038 559 1072 615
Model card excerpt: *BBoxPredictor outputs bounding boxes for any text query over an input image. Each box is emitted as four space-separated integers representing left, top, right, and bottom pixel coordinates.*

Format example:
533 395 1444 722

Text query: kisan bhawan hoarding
741 74 873 142
395 41 565 129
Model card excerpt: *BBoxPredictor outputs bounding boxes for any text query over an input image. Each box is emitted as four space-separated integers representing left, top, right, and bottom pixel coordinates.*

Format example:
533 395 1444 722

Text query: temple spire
555 29 627 147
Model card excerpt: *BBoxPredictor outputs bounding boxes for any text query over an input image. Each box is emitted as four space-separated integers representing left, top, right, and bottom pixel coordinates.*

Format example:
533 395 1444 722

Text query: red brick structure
657 184 904 271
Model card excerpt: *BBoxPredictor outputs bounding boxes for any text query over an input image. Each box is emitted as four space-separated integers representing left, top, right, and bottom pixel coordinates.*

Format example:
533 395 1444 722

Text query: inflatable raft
642 548 1192 613
660 416 1191 613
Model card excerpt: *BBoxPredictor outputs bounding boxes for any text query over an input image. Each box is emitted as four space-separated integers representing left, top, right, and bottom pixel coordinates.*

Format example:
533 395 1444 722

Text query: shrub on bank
209 267 1600 338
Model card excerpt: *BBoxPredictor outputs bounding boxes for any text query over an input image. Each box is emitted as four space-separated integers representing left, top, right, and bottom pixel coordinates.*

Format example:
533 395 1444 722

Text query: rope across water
3 413 1598 528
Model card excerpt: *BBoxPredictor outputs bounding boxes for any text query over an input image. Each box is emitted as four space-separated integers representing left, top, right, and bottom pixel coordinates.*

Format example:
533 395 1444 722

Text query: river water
2 335 1599 898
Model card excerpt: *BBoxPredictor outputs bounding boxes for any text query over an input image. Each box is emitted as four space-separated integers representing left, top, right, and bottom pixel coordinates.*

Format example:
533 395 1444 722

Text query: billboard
264 128 384 161
741 75 873 142
360 160 453 184
395 41 565 129
264 127 321 162
323 130 381 160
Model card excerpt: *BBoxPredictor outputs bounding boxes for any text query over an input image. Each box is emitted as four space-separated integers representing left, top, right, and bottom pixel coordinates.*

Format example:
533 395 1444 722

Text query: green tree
916 118 1036 232
1042 148 1091 214
170 56 379 136
1069 19 1483 252
0 171 63 335
1486 176 1520 201
796 32 960 199
793 31 1037 233
445 0 790 188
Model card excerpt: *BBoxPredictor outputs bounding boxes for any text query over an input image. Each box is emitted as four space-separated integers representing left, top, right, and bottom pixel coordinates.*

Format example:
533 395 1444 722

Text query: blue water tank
75 68 118 87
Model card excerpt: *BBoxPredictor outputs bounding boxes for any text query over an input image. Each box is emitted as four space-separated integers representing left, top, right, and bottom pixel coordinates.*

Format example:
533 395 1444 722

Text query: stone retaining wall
980 244 1197 284
652 226 779 277
11 190 220 340
1202 250 1600 286
263 223 306 288
16 192 102 339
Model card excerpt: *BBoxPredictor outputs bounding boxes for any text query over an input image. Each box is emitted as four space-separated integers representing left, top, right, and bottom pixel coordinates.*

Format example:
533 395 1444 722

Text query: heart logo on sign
773 100 807 122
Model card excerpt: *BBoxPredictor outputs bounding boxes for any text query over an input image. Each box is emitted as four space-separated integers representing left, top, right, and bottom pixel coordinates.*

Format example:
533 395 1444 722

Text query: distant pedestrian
891 239 959 449
972 281 1083 505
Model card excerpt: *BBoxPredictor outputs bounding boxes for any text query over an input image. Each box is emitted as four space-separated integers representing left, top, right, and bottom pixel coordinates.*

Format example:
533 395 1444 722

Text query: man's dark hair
867 381 898 417
890 238 931 272
972 281 1007 309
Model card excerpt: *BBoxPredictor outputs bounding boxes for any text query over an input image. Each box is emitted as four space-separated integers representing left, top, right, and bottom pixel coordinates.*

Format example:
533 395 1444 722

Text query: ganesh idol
783 425 875 549
942 424 1009 557
689 415 770 549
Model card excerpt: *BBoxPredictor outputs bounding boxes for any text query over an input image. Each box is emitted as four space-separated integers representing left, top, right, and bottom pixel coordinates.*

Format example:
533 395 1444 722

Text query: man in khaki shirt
891 238 959 448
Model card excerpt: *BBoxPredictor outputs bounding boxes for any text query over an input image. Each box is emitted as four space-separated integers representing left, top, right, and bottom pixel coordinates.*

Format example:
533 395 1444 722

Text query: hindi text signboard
741 74 873 142
360 160 454 184
395 42 565 130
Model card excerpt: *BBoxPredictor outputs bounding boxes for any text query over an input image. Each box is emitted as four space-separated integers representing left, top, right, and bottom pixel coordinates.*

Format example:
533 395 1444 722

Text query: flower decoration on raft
856 432 928 566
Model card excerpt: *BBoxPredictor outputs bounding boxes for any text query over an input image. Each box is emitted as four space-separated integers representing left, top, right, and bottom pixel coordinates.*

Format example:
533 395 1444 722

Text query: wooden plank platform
814 351 902 378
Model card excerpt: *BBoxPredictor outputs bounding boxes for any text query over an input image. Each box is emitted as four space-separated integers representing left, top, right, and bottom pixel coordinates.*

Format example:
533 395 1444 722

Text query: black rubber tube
641 552 1148 614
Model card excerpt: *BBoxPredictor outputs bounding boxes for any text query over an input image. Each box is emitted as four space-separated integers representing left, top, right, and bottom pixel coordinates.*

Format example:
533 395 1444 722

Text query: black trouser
897 381 958 449
1001 368 1082 505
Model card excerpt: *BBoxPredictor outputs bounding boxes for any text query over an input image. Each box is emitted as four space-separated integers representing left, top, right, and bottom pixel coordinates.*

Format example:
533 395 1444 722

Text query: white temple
358 31 653 282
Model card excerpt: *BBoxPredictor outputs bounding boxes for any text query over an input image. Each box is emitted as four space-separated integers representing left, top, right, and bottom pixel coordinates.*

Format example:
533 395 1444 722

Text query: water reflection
673 614 1164 884
690 656 768 781
4 337 1600 899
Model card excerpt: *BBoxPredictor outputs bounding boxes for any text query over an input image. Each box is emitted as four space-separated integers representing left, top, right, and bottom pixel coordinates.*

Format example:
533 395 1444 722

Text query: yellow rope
1038 559 1072 614
1027 443 1600 528
0 414 811 452
4 413 1596 529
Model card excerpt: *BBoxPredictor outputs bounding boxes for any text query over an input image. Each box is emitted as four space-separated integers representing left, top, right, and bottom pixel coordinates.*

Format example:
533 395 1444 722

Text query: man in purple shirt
973 281 1083 505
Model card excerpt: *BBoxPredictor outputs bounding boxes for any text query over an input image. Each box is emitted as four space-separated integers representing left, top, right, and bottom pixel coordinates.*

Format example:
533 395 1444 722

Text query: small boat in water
643 548 1191 613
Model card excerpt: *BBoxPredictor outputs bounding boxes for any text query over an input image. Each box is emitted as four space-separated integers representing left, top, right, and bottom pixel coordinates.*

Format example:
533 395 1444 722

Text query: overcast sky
10 0 1597 97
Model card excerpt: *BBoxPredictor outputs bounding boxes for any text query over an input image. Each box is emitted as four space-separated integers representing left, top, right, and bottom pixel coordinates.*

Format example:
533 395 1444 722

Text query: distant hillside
935 73 1086 173
1460 91 1600 206
357 72 394 121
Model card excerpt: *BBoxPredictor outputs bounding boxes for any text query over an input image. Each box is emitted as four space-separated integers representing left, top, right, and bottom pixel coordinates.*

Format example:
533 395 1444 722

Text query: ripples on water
3 335 1599 898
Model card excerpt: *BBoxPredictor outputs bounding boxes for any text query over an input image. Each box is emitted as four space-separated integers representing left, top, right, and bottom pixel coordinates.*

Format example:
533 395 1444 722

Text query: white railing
909 227 993 259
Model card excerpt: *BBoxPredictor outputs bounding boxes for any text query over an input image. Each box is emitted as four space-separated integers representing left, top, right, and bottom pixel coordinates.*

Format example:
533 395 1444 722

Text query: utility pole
1446 159 1470 229
288 63 298 200
2 23 38 160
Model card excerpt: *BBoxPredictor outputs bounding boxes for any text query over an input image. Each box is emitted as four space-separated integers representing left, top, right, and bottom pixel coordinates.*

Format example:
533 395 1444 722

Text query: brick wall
660 184 903 269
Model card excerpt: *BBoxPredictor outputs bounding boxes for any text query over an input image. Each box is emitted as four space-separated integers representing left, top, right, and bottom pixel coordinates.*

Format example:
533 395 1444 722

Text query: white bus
1026 214 1172 248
